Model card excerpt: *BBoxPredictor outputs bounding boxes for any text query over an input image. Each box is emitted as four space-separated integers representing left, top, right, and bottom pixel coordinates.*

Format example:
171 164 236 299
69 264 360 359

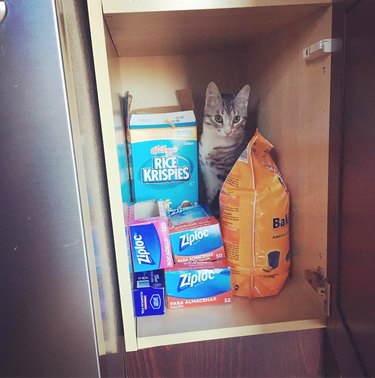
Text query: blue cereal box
126 201 173 272
165 260 232 309
128 110 198 209
168 205 226 263
133 269 165 316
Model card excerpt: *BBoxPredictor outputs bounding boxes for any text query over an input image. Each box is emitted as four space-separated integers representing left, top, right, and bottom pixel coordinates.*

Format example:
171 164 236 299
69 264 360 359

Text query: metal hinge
302 38 342 61
0 1 7 23
305 267 331 317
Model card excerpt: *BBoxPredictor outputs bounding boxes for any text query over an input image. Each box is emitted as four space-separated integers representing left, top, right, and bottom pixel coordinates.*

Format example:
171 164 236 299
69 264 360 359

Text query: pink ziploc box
127 200 174 272
164 259 232 309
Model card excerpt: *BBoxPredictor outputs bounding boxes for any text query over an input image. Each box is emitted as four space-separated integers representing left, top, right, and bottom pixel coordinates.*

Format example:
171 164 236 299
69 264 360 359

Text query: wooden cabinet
123 330 324 377
88 0 331 351
86 0 374 376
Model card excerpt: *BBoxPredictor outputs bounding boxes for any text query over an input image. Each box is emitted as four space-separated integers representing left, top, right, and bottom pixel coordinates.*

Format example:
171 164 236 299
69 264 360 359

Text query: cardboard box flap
128 88 194 116
130 105 181 115
176 89 194 111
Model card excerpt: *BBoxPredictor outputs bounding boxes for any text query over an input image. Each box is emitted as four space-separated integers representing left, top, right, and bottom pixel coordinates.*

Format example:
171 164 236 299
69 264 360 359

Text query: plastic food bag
219 130 290 298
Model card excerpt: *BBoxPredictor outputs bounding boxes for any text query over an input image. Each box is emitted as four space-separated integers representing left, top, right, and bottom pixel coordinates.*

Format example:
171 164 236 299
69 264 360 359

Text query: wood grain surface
327 0 375 376
124 329 323 377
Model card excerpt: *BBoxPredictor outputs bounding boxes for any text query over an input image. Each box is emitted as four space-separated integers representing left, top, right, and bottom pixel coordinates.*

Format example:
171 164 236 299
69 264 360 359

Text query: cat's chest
199 128 235 158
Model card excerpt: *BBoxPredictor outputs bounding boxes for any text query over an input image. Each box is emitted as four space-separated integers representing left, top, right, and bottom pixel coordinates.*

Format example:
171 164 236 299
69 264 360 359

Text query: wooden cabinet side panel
242 7 332 282
86 0 138 351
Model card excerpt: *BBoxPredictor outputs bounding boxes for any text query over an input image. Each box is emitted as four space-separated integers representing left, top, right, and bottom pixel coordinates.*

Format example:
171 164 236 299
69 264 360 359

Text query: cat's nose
224 126 232 135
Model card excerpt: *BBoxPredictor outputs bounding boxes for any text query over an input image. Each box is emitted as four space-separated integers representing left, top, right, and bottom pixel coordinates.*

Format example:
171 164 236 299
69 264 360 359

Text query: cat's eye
233 115 241 124
214 114 223 123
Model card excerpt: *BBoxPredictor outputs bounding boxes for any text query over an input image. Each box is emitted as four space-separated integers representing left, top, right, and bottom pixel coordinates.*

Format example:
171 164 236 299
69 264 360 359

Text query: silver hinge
303 38 341 61
305 267 331 317
0 1 7 23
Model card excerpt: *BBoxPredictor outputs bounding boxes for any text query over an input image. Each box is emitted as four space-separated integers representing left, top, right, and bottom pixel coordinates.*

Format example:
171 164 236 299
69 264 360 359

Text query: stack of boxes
165 205 232 309
127 201 232 316
124 91 232 316
126 201 171 316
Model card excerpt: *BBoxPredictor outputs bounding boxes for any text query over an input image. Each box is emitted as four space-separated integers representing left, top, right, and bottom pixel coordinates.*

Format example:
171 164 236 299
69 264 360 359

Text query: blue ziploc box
133 269 165 316
165 259 232 309
168 204 226 263
128 109 198 209
126 200 174 272
134 269 165 289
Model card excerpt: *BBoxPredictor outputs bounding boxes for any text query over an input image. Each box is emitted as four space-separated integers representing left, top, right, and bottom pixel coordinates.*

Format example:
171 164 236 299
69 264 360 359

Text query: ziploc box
127 200 173 272
168 204 226 263
128 109 198 209
165 259 232 309
133 269 165 316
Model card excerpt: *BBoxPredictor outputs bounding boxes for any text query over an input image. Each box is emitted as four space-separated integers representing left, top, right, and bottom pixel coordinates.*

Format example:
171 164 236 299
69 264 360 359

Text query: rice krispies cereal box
127 110 198 209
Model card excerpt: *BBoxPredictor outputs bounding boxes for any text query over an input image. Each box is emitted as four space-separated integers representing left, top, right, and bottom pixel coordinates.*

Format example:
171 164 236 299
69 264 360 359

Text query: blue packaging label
130 223 161 272
133 287 165 316
165 268 231 299
134 269 165 289
131 140 198 208
141 155 191 183
171 225 223 257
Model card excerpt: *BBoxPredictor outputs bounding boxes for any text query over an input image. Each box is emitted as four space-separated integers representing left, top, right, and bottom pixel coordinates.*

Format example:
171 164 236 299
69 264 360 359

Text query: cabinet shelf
104 1 331 57
103 0 331 15
137 277 325 349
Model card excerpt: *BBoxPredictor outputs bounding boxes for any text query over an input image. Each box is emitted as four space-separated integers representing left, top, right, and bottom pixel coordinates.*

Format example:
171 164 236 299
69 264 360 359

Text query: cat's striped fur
199 82 250 216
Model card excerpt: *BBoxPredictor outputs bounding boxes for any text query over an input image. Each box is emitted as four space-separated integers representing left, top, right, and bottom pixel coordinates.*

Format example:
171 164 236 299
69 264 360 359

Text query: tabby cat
199 81 251 216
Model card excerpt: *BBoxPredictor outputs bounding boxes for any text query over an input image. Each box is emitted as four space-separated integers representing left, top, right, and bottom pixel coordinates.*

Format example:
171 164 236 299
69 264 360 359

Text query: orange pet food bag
219 130 290 298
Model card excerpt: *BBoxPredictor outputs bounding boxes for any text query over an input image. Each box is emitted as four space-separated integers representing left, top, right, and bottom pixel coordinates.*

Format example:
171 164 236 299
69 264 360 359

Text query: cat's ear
205 82 221 107
235 84 251 108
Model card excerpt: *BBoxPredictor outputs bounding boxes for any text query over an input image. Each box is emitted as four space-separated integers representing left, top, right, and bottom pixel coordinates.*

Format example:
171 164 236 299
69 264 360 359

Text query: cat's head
204 81 250 140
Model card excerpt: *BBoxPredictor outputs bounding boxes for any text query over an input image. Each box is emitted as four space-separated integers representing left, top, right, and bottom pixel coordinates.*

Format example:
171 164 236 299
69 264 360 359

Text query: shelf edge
136 318 326 350
103 0 332 15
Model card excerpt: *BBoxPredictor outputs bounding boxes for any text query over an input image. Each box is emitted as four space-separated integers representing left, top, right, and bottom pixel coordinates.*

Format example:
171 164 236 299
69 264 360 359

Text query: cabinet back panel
118 52 245 124
110 7 331 284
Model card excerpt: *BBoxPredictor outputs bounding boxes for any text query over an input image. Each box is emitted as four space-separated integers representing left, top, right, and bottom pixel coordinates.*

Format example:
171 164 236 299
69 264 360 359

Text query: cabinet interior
90 0 332 351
